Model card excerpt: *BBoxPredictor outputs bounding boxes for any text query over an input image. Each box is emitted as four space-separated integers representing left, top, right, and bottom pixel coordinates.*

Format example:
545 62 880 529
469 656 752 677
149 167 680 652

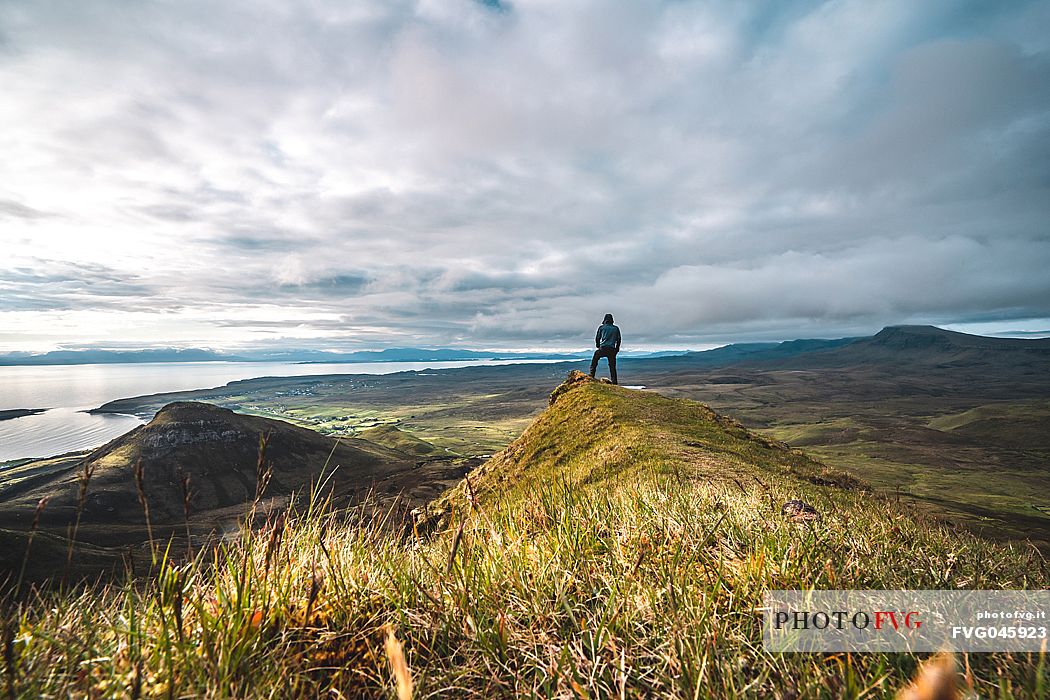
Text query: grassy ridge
3 373 1048 698
431 371 859 516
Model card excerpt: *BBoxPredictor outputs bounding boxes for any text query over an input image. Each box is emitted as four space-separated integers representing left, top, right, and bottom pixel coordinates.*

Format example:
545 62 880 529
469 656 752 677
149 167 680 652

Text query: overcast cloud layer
2 0 1049 351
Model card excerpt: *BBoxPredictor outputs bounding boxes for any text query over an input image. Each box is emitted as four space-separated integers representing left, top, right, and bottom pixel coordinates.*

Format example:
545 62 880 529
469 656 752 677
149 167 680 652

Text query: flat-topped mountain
868 324 1050 350
802 325 1050 368
703 325 1050 370
651 325 1047 370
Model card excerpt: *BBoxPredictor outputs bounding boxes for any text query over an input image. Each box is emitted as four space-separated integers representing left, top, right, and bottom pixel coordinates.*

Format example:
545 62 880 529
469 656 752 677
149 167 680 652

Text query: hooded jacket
596 322 621 350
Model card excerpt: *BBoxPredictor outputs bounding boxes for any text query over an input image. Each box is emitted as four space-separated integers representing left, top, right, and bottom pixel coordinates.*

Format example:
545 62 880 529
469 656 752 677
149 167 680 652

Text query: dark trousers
590 347 618 384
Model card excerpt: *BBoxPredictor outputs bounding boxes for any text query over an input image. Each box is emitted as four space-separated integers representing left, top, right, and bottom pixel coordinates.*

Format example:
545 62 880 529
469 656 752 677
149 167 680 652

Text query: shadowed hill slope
0 402 474 578
1 402 418 531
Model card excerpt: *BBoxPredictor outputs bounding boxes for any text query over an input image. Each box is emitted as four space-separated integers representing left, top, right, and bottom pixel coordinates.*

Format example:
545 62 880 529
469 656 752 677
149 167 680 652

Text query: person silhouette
589 313 621 384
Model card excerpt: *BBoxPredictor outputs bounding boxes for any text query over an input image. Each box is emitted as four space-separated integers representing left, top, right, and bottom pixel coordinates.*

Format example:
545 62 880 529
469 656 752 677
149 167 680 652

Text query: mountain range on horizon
645 324 1050 370
3 324 1048 367
0 346 589 366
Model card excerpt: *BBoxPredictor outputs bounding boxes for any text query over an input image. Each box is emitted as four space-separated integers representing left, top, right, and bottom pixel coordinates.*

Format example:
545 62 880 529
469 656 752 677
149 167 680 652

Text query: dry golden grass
2 374 1047 698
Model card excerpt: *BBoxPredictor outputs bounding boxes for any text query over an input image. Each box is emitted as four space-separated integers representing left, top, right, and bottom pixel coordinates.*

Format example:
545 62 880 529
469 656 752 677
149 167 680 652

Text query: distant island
0 348 238 366
0 408 46 421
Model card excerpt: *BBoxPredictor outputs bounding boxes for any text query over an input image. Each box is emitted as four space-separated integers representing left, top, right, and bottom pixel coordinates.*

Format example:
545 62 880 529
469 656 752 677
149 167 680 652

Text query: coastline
0 359 576 464
0 408 46 422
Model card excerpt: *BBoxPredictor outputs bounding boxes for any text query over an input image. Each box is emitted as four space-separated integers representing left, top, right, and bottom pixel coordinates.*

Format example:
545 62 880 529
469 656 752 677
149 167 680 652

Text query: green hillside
3 372 1046 698
428 370 859 519
358 424 453 458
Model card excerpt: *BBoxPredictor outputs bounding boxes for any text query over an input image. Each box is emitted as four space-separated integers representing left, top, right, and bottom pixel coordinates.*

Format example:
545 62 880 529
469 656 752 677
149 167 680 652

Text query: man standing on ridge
590 313 621 384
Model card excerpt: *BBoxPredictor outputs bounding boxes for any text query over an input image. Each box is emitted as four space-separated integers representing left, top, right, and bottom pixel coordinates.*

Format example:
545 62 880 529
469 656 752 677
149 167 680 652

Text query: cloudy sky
2 0 1049 352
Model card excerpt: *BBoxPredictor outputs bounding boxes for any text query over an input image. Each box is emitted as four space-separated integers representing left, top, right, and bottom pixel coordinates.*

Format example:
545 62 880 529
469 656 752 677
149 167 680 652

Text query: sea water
0 360 544 462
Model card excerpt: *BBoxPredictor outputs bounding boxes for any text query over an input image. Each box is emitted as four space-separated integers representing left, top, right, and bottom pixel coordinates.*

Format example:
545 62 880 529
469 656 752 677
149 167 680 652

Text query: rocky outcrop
548 369 594 406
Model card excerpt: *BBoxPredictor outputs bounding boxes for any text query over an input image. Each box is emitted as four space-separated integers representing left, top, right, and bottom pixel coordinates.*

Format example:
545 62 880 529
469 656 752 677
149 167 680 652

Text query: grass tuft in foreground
2 372 1048 698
